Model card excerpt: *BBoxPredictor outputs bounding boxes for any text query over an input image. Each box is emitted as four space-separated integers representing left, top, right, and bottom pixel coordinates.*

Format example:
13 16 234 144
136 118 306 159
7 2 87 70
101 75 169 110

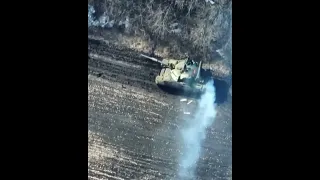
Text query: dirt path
88 37 232 180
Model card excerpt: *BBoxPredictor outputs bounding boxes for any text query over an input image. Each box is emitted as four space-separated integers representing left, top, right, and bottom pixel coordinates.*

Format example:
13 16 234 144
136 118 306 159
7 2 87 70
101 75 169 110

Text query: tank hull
155 68 205 94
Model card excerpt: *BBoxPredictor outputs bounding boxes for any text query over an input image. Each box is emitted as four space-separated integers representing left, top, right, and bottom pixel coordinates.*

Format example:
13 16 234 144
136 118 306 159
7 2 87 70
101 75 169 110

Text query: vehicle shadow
158 72 230 104
213 79 229 104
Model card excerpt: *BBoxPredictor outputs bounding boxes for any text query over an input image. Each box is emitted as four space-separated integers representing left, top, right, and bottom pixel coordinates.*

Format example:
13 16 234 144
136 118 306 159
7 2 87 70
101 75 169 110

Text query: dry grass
88 0 232 63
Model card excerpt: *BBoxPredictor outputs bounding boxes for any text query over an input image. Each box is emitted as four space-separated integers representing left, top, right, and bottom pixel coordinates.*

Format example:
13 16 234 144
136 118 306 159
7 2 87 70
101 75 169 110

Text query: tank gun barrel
140 54 163 64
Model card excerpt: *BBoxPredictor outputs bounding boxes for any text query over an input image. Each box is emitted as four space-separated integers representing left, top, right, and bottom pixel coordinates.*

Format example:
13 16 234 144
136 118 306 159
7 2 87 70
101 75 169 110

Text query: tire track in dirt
88 38 232 180
88 75 183 179
88 38 160 70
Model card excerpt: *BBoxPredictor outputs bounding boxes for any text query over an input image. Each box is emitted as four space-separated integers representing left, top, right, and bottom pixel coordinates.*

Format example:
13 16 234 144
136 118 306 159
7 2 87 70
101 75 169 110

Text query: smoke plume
178 80 217 180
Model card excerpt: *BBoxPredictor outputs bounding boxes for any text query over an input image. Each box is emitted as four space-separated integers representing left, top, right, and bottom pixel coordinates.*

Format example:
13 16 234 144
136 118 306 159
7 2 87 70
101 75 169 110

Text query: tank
140 54 206 94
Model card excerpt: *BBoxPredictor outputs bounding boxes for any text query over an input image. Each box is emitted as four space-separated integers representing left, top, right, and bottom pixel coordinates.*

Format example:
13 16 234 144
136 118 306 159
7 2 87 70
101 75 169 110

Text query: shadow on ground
213 79 229 104
158 75 229 104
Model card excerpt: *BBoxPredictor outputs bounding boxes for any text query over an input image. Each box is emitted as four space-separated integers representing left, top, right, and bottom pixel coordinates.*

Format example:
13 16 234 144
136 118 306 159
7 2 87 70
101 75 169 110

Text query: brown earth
88 35 232 180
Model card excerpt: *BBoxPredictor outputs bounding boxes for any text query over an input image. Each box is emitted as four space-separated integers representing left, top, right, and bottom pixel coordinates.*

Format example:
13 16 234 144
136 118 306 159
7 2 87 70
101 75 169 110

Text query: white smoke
178 80 217 180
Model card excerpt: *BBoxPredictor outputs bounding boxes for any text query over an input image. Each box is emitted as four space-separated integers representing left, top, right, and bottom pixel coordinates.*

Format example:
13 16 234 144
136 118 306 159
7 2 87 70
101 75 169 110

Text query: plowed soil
88 36 232 180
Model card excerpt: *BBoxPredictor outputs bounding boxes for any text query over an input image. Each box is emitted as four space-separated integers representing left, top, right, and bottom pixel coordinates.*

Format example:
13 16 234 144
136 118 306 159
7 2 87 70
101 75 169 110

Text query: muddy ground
88 34 232 180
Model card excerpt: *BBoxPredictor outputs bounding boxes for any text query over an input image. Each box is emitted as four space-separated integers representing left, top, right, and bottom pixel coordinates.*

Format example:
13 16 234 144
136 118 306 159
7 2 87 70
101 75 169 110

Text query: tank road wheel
156 69 165 84
155 76 161 84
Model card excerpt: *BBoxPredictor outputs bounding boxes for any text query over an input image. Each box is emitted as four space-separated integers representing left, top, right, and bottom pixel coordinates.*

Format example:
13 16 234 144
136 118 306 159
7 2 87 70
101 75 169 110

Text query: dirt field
88 36 232 180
